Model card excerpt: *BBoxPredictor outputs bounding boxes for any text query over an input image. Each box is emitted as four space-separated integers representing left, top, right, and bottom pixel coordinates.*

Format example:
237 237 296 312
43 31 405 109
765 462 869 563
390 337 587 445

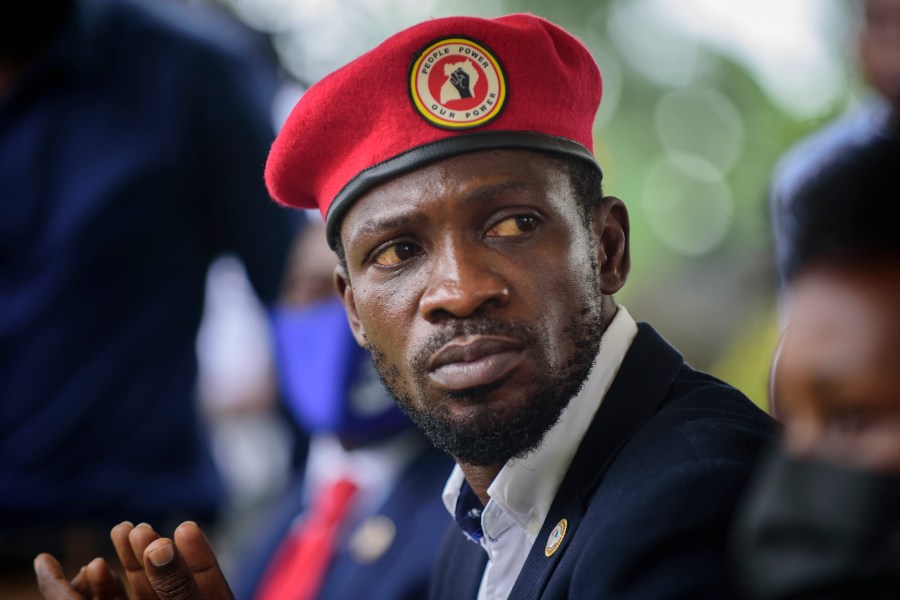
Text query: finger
111 521 158 600
70 566 91 597
128 522 164 600
111 522 148 598
33 553 86 600
128 522 162 563
110 522 140 573
85 557 129 600
173 522 233 599
144 537 203 600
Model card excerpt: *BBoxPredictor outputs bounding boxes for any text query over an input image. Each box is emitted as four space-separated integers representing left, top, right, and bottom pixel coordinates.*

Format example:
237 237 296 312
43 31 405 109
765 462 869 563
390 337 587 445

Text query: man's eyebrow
459 180 532 207
348 180 533 242
351 212 425 241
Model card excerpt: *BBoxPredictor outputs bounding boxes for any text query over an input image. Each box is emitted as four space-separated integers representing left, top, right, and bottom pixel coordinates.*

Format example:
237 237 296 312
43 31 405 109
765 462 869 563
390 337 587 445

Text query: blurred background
191 0 865 573
0 0 870 594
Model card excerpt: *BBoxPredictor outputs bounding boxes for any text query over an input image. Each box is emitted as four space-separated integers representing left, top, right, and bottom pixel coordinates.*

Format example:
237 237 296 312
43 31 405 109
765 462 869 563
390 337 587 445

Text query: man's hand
34 521 234 600
34 553 126 600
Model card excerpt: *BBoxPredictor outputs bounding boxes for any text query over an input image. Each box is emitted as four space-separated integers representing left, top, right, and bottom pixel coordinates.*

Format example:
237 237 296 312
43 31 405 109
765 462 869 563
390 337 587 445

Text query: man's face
774 260 900 472
280 223 339 308
861 0 900 108
336 150 619 467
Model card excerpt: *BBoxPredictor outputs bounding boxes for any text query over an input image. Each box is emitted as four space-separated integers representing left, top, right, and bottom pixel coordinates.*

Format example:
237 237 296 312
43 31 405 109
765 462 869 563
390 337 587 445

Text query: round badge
544 518 568 557
409 36 507 130
349 515 396 565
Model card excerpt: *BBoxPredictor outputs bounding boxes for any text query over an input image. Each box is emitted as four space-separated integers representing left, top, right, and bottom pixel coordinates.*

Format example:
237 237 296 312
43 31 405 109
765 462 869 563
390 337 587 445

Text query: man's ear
334 266 367 347
592 196 631 295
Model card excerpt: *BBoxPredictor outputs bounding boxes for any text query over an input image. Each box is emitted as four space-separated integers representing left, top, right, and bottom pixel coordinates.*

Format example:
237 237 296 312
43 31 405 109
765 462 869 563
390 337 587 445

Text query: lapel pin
349 515 396 565
544 518 568 557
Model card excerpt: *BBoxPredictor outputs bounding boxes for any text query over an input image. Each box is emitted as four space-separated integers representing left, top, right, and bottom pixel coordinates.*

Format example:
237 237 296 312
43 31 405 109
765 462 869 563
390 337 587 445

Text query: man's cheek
353 298 395 345
854 419 900 473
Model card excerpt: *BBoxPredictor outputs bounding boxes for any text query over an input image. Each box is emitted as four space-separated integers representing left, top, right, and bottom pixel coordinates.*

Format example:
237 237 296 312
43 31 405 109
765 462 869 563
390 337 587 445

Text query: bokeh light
641 154 735 256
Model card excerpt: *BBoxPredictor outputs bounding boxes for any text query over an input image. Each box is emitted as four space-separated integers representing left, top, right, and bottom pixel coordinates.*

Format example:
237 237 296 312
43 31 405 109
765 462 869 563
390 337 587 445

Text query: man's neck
457 461 506 507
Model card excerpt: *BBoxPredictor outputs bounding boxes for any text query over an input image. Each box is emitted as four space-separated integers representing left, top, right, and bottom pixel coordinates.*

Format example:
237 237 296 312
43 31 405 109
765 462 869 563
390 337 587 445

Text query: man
733 2 900 592
861 0 900 115
1 0 294 593
235 220 452 600
34 14 773 600
733 116 900 600
770 0 900 298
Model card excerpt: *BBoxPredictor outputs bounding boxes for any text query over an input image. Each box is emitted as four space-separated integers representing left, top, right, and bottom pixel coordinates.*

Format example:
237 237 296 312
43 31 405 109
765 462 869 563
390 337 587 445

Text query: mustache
409 316 540 373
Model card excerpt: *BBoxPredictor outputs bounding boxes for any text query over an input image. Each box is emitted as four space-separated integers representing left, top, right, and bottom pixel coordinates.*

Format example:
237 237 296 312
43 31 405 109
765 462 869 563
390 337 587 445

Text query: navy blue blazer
430 323 775 600
235 440 453 600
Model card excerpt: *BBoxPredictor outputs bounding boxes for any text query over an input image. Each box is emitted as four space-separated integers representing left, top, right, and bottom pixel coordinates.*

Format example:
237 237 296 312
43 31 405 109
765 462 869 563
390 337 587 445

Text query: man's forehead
337 150 567 242
790 261 900 336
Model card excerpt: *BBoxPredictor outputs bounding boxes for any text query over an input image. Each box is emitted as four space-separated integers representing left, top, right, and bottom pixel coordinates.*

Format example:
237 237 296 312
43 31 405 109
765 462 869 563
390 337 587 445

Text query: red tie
255 478 358 600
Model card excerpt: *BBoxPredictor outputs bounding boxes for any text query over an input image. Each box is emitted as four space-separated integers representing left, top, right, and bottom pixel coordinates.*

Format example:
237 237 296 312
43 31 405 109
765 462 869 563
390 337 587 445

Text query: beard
367 261 605 467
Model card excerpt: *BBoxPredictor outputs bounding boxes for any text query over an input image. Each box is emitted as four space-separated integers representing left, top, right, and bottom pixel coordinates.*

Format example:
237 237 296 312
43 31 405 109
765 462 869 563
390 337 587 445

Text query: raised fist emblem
449 67 473 98
439 61 479 104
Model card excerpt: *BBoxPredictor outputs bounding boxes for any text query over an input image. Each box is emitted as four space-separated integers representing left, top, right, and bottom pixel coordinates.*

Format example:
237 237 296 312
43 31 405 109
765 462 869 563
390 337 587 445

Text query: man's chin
395 392 569 467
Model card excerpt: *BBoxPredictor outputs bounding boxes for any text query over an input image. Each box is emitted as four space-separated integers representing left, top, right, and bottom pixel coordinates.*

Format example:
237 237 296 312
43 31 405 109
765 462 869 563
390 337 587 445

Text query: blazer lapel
508 323 684 600
431 524 488 600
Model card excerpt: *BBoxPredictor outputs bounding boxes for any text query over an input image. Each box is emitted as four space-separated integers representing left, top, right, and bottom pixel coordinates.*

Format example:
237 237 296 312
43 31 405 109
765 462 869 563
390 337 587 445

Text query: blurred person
861 0 900 116
732 6 900 597
732 22 900 594
0 0 294 591
712 1 900 419
231 219 452 600
771 0 900 296
33 14 774 600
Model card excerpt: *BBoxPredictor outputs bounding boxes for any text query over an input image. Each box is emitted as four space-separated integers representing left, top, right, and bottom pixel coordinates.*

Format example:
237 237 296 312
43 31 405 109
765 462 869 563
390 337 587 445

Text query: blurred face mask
733 447 900 600
271 298 410 442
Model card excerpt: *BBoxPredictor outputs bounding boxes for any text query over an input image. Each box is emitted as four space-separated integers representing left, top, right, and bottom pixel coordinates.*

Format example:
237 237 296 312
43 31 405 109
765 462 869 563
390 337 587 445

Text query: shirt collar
442 305 638 539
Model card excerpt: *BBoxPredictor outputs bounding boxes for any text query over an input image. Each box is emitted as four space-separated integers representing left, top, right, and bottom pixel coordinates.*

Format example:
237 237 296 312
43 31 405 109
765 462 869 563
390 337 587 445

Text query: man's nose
419 241 510 322
783 414 827 459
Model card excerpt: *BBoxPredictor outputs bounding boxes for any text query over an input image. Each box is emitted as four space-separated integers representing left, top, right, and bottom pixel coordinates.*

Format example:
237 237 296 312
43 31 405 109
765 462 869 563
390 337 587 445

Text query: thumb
143 538 203 600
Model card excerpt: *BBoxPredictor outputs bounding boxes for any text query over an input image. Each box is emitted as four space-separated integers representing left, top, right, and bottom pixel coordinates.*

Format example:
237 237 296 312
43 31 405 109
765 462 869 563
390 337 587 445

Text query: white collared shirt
441 306 638 600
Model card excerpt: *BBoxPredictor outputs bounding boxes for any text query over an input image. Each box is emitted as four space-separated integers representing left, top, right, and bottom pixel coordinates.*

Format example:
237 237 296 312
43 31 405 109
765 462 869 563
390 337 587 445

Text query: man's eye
487 215 537 237
373 241 421 266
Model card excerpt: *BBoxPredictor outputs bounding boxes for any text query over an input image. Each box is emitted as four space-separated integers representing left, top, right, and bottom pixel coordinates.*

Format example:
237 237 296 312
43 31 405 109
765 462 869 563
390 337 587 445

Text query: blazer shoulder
660 363 776 460
620 324 776 467
600 363 776 495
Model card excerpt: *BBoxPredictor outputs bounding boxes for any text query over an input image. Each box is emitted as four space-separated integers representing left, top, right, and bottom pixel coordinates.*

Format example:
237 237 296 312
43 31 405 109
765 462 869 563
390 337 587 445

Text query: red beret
265 13 603 247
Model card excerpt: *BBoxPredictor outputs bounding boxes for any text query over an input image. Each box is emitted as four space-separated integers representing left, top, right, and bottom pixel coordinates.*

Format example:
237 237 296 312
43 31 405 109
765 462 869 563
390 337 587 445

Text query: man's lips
426 336 526 391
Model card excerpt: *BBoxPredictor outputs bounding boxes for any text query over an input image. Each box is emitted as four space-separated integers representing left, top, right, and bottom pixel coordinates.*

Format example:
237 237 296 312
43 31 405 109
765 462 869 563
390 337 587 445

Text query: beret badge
408 36 507 130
